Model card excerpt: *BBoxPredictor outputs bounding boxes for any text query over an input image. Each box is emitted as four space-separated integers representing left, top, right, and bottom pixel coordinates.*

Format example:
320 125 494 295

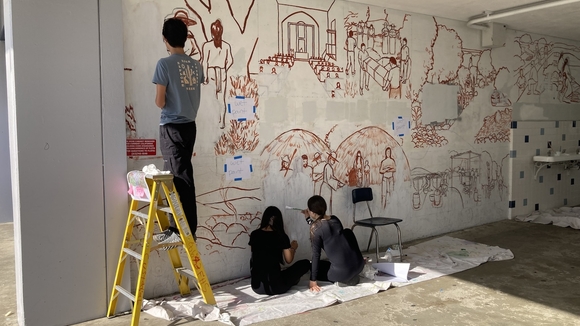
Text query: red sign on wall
126 139 157 156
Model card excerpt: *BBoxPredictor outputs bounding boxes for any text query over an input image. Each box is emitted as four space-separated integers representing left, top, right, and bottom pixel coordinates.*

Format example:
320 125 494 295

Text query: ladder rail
162 181 215 304
108 173 216 325
107 199 139 317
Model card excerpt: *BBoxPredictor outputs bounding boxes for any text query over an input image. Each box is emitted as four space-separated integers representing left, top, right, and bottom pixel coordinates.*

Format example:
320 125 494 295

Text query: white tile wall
510 120 580 218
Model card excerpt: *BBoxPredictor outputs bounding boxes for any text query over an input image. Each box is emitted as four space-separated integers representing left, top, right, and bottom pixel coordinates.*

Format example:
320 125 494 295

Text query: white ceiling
347 0 580 42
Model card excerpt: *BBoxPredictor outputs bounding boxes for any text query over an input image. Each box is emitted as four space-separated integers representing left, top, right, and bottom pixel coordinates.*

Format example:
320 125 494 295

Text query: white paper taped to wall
224 156 253 181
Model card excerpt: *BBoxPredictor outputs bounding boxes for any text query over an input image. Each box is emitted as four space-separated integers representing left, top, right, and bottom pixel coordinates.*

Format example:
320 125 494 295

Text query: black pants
252 259 311 295
159 121 197 233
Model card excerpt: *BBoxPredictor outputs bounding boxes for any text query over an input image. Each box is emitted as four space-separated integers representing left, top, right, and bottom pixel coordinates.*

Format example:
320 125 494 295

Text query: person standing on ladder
152 18 204 245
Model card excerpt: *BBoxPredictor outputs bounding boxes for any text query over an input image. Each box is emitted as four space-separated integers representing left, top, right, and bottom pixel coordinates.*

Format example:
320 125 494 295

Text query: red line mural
514 34 580 103
410 150 508 210
475 108 512 144
343 8 410 99
261 126 412 212
168 2 261 155
411 18 508 148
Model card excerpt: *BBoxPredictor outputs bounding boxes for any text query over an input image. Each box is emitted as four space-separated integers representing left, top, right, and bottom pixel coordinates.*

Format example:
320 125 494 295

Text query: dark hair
307 196 327 242
307 195 327 217
162 18 188 48
259 206 285 231
259 206 287 264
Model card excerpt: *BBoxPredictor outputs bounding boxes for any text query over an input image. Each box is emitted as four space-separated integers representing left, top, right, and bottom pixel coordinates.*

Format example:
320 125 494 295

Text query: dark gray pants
159 121 197 233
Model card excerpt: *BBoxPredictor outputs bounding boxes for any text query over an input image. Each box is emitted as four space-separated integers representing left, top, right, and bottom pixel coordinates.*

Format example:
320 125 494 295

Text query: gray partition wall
4 0 127 325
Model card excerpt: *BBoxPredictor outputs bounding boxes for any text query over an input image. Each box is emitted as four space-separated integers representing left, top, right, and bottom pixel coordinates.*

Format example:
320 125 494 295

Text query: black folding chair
352 187 403 262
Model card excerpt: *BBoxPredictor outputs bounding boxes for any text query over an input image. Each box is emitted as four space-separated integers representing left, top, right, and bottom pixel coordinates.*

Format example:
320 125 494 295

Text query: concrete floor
2 220 580 326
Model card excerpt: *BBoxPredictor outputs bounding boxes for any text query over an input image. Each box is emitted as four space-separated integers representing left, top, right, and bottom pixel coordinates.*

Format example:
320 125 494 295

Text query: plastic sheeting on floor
514 206 580 229
142 236 513 325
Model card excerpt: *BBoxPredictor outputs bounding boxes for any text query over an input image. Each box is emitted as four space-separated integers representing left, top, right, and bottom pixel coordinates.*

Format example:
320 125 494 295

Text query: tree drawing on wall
474 108 512 144
214 74 260 155
514 34 580 103
411 18 506 148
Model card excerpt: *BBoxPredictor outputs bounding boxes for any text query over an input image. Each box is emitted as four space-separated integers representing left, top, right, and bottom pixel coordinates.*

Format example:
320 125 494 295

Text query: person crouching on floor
302 195 365 292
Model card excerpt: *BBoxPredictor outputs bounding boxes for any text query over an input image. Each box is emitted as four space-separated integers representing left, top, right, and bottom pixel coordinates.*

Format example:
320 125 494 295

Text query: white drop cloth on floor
142 236 513 325
514 206 580 229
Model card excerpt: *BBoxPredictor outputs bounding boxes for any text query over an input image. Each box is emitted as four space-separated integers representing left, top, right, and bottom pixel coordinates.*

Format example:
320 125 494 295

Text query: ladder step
176 267 195 279
131 211 149 220
177 268 200 291
158 206 172 214
123 248 142 260
115 285 136 302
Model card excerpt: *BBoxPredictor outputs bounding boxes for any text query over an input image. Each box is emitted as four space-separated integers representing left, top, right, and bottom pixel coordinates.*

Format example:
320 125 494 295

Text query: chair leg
366 228 374 253
394 223 403 262
373 228 380 263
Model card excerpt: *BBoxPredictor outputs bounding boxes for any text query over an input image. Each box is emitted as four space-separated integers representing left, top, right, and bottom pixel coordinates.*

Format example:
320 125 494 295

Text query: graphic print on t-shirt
178 59 198 91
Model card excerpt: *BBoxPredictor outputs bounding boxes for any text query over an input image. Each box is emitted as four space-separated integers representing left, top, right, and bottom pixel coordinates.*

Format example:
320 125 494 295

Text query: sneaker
153 229 182 250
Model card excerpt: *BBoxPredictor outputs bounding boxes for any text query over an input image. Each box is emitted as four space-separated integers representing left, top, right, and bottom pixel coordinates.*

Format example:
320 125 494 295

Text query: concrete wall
0 40 12 223
120 0 545 298
121 0 580 298
4 0 127 325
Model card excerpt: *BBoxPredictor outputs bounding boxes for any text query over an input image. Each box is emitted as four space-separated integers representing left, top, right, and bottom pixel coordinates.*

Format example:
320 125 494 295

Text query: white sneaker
153 229 181 250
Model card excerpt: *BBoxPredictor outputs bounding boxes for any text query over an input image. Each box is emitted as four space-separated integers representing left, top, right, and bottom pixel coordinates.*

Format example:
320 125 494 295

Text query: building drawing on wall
514 34 580 103
254 1 342 98
451 150 482 203
409 150 506 210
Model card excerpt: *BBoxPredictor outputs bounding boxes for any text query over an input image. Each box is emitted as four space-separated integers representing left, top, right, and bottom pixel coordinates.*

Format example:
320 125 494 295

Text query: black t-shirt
248 229 291 289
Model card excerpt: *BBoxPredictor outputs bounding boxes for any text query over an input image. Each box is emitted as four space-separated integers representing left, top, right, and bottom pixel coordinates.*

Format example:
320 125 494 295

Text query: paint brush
285 206 303 211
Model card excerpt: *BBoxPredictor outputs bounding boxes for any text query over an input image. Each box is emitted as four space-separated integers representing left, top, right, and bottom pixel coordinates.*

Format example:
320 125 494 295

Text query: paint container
384 248 393 262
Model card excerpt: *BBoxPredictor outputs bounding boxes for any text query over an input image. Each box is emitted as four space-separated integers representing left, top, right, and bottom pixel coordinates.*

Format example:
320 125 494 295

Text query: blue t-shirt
152 54 204 125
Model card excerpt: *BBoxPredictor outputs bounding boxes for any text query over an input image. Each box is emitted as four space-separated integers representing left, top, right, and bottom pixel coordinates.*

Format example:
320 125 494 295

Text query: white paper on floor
514 206 580 229
142 236 513 325
393 236 514 287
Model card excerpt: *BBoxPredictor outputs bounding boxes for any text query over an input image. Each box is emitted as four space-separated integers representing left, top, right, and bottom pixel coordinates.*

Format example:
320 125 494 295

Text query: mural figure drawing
202 19 234 129
344 8 410 98
379 147 396 208
514 34 580 103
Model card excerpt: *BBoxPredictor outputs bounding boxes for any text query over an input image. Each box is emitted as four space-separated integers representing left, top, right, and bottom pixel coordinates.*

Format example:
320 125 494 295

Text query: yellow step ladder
107 172 215 325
